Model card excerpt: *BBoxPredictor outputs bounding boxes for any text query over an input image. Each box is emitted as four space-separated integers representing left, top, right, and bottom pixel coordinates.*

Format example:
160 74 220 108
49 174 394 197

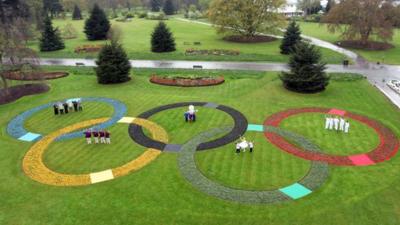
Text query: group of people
235 137 254 154
84 129 111 144
53 99 82 115
325 116 350 133
184 105 198 122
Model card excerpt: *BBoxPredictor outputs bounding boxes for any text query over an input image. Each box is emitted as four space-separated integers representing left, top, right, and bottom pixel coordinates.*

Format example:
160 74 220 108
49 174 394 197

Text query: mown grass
27 18 347 63
299 22 400 65
0 67 400 225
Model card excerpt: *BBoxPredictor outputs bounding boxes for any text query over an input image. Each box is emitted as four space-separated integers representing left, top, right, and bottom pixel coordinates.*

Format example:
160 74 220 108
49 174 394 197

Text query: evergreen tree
151 22 176 52
43 0 63 18
280 21 302 55
150 0 161 12
279 42 329 93
39 16 65 52
163 0 175 15
72 4 82 20
95 42 131 84
84 4 110 41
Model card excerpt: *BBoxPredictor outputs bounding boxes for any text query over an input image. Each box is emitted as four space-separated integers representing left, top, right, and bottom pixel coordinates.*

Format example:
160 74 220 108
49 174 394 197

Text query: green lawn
1 67 400 225
299 22 400 65
28 18 347 63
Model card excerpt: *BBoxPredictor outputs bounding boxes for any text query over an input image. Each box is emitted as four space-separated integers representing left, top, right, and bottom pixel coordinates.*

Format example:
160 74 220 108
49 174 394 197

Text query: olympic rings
22 117 168 186
177 126 329 204
263 108 399 166
129 102 248 151
7 97 127 142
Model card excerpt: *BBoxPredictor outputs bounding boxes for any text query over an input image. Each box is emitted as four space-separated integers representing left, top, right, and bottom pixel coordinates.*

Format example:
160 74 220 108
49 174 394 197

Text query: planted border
150 75 225 87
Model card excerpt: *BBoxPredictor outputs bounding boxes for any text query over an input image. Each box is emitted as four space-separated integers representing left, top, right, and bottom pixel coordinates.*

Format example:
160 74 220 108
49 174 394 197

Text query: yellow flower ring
22 117 168 186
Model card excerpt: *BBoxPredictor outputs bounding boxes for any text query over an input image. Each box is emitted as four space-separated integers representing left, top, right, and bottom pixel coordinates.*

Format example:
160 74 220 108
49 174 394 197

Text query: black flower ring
129 102 248 152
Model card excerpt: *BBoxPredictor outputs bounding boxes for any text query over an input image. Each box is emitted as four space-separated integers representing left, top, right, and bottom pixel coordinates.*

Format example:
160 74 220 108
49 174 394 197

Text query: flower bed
387 80 400 94
0 84 50 105
185 49 240 56
223 35 277 43
74 45 104 53
3 71 68 81
336 40 394 51
150 75 225 87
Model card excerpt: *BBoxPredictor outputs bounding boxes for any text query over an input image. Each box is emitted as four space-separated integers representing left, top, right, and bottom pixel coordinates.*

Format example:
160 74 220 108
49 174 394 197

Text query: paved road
38 18 400 109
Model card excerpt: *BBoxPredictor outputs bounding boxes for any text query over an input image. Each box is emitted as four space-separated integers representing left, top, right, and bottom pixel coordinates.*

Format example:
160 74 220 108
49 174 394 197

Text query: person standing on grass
73 101 78 112
84 129 92 144
333 117 340 131
58 102 64 114
236 142 241 154
99 130 106 144
345 121 350 133
53 104 59 115
63 102 69 114
249 141 254 153
105 130 111 144
93 130 99 144
339 117 346 132
325 116 331 130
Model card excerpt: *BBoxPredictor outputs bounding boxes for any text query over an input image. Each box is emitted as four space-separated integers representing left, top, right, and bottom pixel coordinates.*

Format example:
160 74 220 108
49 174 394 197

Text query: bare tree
323 0 397 45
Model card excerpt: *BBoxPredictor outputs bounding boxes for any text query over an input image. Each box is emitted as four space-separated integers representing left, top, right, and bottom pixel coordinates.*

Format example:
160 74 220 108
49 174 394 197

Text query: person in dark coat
105 131 111 144
63 102 69 114
92 130 99 144
99 130 106 144
84 129 92 144
53 104 59 115
73 101 78 111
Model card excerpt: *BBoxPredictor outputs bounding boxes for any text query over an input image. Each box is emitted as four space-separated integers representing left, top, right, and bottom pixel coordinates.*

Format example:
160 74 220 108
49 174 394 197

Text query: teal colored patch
247 124 264 132
18 132 42 142
279 183 312 199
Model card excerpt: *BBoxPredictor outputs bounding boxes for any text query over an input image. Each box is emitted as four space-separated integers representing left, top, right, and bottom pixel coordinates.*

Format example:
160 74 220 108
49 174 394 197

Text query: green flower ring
177 125 329 204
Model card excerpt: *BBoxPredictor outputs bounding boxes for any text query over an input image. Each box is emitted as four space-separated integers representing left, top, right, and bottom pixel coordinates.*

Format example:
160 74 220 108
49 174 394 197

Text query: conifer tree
150 0 161 12
163 0 175 15
84 4 110 41
280 21 302 55
151 22 176 52
39 16 65 52
95 42 131 84
72 4 82 20
280 42 329 93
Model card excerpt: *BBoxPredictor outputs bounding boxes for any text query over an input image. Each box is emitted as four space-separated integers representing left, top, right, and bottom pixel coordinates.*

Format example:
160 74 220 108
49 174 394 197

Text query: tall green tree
39 16 65 52
95 42 132 84
151 22 176 52
280 21 302 55
280 42 329 93
72 4 82 20
163 0 175 15
208 0 285 37
43 0 63 18
150 0 161 12
84 4 110 41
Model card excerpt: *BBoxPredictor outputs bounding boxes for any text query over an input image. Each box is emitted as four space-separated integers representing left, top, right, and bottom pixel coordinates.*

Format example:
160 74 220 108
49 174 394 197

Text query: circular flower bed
223 35 277 43
150 75 225 87
0 84 50 105
74 45 104 53
2 71 68 80
185 49 240 56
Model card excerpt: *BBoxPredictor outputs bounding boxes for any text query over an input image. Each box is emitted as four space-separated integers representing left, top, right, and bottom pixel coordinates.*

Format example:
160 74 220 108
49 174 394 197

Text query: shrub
39 16 65 52
280 42 329 93
84 4 110 40
151 22 176 52
95 42 131 84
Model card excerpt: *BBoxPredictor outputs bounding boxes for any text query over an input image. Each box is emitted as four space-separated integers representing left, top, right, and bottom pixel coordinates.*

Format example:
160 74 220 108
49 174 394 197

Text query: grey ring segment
7 97 127 141
178 126 329 204
129 102 248 151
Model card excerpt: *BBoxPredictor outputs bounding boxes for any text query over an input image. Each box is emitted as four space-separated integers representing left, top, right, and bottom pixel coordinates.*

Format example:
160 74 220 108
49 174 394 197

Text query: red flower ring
264 108 399 166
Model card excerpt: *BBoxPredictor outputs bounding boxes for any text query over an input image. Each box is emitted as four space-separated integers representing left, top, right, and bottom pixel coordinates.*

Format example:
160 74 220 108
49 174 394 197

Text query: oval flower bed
150 75 225 87
185 49 240 56
3 71 69 81
74 45 104 53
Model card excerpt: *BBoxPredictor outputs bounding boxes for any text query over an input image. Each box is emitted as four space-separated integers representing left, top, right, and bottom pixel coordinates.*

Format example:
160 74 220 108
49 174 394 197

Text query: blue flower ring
7 97 127 142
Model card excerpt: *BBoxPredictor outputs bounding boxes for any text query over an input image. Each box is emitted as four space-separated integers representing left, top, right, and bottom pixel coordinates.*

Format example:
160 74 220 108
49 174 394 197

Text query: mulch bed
2 71 69 81
0 84 50 105
150 75 225 87
74 45 104 53
263 108 399 166
223 35 277 43
185 49 240 56
336 40 395 51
